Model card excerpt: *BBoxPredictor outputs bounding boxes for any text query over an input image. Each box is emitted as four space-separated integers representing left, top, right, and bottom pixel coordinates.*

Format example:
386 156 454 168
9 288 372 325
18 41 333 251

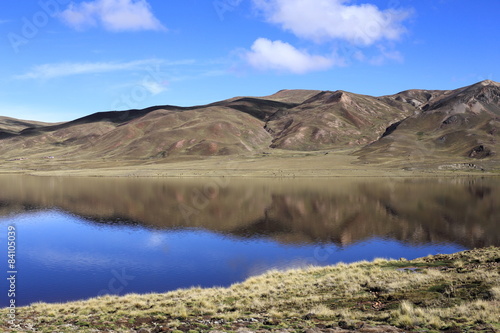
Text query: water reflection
0 175 498 248
1 175 498 306
0 210 465 307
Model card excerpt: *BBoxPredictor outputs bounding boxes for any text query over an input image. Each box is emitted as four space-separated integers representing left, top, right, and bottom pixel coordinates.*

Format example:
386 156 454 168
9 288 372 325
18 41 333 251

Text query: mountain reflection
0 175 498 248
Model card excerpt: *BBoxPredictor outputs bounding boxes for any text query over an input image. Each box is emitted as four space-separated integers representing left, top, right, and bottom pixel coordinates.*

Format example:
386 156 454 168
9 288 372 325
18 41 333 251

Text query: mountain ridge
1 80 499 170
355 80 500 165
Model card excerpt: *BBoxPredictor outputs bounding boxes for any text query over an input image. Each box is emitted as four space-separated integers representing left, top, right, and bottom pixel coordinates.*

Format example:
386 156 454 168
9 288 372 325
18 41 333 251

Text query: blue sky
1 0 499 122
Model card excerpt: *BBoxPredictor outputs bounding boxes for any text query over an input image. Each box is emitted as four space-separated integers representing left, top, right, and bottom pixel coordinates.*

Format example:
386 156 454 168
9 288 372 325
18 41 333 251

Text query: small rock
355 322 365 329
151 327 169 333
358 325 404 332
303 313 314 320
237 328 255 333
338 320 355 330
304 328 322 333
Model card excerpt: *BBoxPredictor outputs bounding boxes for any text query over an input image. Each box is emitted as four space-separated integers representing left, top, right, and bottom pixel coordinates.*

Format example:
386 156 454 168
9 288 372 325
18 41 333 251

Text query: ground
1 148 498 178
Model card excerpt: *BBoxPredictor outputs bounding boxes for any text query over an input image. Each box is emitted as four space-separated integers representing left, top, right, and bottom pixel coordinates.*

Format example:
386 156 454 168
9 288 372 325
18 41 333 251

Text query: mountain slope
0 116 56 138
78 106 273 159
356 80 500 167
0 105 273 160
265 90 418 150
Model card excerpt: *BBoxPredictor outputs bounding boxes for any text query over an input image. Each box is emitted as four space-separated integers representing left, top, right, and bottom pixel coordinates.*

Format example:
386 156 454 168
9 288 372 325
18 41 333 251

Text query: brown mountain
0 116 56 138
0 80 498 167
264 89 417 149
355 80 500 167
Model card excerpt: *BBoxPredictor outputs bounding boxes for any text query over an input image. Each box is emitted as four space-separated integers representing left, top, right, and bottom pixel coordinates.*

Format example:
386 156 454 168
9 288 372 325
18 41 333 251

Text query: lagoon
0 175 498 307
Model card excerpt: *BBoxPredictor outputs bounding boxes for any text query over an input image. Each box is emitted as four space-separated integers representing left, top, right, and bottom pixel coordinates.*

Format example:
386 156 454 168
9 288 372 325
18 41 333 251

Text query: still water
0 175 498 307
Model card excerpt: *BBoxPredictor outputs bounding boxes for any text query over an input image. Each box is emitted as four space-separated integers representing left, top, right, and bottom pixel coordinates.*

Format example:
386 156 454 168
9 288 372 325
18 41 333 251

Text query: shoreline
1 151 499 332
1 247 499 332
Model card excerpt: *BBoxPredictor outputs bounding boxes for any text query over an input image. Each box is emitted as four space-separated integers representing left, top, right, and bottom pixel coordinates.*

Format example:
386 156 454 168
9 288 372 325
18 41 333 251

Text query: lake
0 175 498 307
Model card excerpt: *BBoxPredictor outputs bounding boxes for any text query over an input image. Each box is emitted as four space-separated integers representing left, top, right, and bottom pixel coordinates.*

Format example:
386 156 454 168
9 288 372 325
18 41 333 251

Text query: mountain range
1 80 499 170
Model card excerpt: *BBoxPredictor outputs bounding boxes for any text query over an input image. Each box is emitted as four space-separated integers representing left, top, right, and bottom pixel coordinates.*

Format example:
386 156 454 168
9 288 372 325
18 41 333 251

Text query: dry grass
0 247 499 332
1 147 495 178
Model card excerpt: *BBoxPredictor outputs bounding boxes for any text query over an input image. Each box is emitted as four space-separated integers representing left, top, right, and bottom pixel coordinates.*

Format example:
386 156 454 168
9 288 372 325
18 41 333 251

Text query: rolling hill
0 80 498 170
0 116 56 138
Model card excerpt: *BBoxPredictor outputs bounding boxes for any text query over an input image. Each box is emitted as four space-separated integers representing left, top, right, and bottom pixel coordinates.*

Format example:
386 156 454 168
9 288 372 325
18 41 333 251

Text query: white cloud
16 59 163 80
253 0 411 46
245 38 336 74
59 0 166 32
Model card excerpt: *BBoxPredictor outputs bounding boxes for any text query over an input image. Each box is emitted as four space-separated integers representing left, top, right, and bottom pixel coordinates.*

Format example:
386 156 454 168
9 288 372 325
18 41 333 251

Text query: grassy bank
1 247 499 332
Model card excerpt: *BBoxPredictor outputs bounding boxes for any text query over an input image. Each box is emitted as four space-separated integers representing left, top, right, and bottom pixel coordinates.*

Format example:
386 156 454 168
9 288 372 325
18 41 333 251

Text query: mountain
264 89 417 150
0 116 56 138
355 80 500 167
0 80 498 168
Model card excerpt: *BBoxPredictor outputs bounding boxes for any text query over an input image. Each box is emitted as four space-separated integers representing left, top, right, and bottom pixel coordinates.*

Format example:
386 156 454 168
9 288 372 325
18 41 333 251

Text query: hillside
356 80 500 169
0 116 56 138
0 80 499 171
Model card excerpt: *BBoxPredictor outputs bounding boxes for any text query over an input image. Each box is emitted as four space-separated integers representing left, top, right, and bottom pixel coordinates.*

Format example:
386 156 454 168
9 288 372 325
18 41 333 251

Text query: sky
1 0 499 122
